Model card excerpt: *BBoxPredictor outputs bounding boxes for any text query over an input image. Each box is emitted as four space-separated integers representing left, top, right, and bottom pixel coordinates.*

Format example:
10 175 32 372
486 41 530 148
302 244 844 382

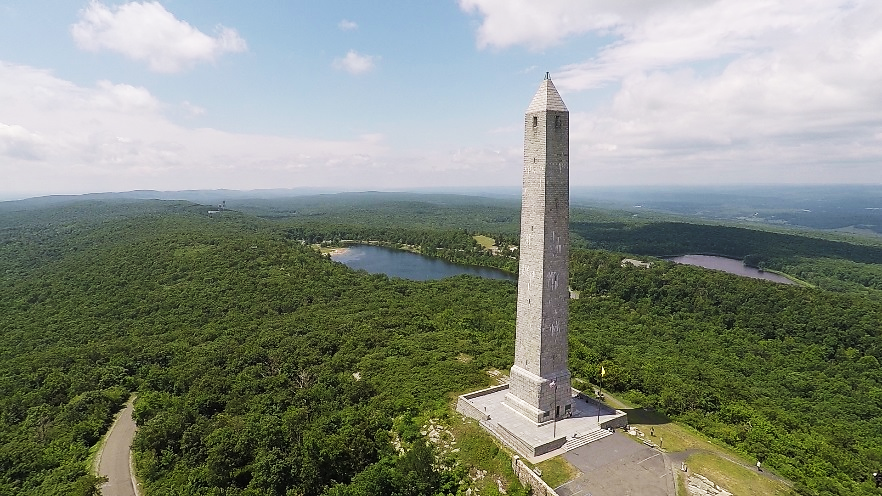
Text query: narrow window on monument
532 116 537 127
555 115 561 129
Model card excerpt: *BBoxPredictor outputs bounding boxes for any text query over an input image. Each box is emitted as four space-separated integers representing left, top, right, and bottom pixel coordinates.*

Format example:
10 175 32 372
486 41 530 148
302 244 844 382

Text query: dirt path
97 396 140 496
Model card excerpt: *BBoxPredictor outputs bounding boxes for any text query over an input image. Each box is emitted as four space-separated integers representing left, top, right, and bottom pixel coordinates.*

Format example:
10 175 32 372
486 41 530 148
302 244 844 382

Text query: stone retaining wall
512 456 559 496
456 397 490 421
494 423 536 458
600 413 629 429
462 384 510 399
534 435 567 456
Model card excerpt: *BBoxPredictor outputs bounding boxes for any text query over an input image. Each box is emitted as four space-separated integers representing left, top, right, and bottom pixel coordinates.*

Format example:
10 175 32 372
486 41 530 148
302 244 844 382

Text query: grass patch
599 387 792 492
536 457 581 488
602 389 721 452
473 235 496 250
622 407 703 452
677 470 688 496
685 452 791 496
450 417 528 496
85 434 106 475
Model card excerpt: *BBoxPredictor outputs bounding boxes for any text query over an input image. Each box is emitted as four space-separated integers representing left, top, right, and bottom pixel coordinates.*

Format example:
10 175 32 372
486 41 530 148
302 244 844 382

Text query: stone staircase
562 428 613 452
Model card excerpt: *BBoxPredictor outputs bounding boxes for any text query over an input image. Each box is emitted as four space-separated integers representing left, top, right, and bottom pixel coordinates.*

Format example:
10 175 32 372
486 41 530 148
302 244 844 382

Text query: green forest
0 197 880 495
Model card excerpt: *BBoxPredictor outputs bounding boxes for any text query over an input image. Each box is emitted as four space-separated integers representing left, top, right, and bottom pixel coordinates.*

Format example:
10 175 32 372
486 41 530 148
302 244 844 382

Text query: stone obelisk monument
505 73 573 423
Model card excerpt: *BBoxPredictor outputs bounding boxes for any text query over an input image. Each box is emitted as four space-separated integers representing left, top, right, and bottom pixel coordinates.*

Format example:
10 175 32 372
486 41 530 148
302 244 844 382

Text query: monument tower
456 73 626 458
505 73 573 423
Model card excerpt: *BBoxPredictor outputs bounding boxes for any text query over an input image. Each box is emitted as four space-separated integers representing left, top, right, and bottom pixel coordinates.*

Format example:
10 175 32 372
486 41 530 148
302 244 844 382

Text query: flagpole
598 364 604 423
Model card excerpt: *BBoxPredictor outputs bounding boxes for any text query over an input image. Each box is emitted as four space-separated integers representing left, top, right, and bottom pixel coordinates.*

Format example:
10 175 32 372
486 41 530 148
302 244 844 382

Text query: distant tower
505 73 573 423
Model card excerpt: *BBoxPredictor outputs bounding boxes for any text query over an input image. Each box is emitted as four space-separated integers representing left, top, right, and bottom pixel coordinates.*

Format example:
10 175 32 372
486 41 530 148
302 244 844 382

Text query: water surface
331 244 516 281
668 255 793 284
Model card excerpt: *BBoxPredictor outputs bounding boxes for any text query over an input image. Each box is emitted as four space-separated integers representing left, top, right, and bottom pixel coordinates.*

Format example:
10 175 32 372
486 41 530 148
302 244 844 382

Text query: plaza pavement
465 387 626 462
556 433 675 496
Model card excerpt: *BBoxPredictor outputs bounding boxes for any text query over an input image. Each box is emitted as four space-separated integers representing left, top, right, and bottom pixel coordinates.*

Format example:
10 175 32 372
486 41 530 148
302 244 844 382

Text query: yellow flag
601 365 606 377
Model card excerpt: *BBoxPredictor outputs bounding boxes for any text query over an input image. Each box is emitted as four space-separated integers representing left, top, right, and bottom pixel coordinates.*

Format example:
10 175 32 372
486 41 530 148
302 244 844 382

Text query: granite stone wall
512 456 560 496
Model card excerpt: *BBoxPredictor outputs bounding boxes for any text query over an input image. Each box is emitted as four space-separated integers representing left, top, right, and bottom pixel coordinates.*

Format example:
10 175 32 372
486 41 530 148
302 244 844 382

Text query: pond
330 244 516 282
667 254 794 284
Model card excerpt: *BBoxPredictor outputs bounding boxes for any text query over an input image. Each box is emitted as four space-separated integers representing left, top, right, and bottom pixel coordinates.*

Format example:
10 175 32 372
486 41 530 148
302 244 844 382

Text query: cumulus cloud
71 1 247 73
458 0 624 50
338 19 358 31
461 0 882 185
180 101 206 117
92 80 160 112
333 50 377 74
0 61 402 195
0 61 521 197
0 123 50 161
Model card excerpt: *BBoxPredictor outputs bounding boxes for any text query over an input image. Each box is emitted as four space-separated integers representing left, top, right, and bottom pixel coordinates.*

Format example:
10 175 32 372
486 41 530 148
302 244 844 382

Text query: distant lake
331 244 516 282
668 255 794 284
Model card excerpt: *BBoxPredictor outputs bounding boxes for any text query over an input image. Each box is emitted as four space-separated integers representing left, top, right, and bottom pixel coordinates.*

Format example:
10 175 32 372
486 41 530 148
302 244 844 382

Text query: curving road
97 396 140 496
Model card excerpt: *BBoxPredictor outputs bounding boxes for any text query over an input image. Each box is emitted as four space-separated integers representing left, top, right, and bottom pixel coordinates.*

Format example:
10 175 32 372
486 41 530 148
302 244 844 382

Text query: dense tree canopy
0 198 880 495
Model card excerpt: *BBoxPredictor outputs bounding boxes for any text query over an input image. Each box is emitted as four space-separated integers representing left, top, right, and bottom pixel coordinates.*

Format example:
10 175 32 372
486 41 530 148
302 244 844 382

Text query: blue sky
1 1 881 199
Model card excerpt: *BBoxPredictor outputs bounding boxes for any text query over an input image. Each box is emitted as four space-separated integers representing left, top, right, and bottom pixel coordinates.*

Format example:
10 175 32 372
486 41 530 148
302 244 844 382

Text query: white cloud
0 123 49 161
332 50 377 74
338 19 358 31
180 101 206 117
71 1 247 73
0 61 402 195
458 0 627 50
0 61 525 197
92 80 160 112
462 0 882 185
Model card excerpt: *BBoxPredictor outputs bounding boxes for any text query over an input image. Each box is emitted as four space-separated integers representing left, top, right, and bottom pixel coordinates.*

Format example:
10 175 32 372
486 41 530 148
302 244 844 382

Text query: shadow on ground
620 407 670 426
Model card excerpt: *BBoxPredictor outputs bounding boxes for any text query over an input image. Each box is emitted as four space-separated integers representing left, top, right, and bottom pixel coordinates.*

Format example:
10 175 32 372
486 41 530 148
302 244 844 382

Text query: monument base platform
457 384 628 462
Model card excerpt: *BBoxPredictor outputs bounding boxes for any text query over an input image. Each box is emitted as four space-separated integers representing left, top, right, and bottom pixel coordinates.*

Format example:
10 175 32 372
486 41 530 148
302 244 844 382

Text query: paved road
556 433 675 496
98 397 139 496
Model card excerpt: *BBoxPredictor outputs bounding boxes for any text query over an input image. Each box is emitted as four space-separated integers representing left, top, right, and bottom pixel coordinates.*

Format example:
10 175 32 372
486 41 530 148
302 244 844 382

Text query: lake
668 254 794 284
331 244 516 282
